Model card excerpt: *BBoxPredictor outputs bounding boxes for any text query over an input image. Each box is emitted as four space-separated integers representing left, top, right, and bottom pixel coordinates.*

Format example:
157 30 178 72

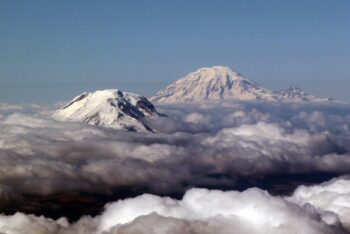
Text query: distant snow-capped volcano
150 66 331 103
53 89 161 132
150 66 274 103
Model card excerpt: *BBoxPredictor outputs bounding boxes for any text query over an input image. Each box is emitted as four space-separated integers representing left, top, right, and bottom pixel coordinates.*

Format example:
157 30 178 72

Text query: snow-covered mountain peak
150 66 273 103
175 66 248 85
53 89 161 132
193 65 241 79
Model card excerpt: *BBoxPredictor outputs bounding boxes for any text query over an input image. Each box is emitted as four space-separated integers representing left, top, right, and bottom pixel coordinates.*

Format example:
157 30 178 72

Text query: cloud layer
0 101 350 224
1 177 350 234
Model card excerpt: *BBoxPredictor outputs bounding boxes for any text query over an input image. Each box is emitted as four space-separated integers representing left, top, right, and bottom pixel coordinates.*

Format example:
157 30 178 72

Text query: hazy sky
0 0 349 103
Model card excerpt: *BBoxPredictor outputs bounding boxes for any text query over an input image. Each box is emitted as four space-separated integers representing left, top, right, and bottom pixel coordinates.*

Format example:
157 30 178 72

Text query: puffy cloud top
1 178 350 234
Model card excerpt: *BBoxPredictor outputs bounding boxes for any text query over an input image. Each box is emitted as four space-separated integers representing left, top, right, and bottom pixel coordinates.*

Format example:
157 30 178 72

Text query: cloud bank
0 101 350 223
1 177 350 234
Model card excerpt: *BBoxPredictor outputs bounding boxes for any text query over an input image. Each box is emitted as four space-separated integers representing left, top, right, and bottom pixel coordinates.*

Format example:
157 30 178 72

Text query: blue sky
0 0 349 103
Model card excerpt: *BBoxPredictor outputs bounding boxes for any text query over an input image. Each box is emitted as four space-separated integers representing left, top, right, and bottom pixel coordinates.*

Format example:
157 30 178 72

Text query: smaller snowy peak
275 86 333 102
53 89 161 132
276 86 307 99
150 66 274 103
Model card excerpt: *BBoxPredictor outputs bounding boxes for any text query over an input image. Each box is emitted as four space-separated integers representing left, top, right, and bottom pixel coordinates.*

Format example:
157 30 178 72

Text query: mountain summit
53 89 161 132
150 66 274 103
150 66 332 103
